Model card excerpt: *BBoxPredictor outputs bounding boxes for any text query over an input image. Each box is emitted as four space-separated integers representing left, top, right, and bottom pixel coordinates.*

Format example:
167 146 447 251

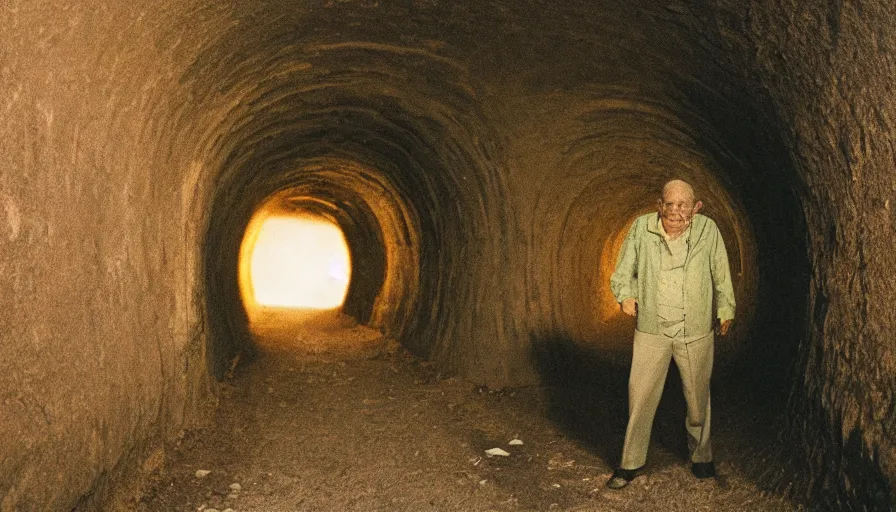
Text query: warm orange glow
241 215 351 310
597 214 646 321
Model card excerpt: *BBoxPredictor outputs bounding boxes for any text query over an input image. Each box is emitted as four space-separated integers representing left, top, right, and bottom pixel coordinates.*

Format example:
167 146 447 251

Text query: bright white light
248 216 351 309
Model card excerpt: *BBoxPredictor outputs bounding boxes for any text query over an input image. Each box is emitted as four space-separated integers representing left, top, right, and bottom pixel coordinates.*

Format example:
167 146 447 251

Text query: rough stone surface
0 1 893 510
741 2 896 507
0 2 214 510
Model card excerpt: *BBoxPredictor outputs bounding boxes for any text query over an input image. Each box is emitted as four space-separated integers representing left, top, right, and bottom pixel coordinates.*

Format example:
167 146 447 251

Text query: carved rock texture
0 1 892 509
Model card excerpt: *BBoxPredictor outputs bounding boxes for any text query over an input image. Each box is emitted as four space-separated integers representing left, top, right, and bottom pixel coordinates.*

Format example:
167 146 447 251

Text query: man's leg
619 330 674 470
672 332 714 467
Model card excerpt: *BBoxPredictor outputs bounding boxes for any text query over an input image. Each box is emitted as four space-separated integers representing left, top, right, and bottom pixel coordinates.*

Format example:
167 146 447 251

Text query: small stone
508 439 523 446
195 469 212 478
485 448 510 457
229 483 242 491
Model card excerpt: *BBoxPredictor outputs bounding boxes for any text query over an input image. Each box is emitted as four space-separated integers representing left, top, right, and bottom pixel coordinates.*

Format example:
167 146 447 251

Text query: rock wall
668 1 896 505
0 2 215 509
743 1 896 506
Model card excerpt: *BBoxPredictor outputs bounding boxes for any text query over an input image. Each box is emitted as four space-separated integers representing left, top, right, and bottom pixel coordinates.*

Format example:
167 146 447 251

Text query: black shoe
606 467 641 489
691 461 716 479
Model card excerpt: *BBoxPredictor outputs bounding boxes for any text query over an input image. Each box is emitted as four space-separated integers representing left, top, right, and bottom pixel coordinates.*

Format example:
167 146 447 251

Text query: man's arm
610 219 640 316
710 223 736 334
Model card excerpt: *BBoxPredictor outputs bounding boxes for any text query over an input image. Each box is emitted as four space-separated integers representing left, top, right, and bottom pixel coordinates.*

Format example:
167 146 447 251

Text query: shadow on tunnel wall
203 201 259 381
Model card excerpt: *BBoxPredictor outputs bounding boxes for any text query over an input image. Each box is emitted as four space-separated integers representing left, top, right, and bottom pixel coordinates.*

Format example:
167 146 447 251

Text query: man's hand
621 298 638 317
717 319 732 336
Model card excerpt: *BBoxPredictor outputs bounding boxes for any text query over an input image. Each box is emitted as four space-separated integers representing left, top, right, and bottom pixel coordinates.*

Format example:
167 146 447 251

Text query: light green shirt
610 213 736 338
657 218 688 337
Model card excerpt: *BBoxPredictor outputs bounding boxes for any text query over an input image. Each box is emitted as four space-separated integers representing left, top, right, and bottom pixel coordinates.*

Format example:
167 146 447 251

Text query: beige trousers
620 329 714 470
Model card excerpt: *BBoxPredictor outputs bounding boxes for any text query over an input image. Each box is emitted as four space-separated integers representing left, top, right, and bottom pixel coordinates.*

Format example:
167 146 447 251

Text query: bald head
662 179 696 204
658 179 702 237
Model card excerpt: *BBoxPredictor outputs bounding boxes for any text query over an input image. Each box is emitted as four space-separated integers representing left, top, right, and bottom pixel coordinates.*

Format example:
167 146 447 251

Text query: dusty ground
135 315 806 511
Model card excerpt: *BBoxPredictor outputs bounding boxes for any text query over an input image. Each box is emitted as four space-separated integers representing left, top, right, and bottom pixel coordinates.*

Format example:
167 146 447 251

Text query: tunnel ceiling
2 0 895 510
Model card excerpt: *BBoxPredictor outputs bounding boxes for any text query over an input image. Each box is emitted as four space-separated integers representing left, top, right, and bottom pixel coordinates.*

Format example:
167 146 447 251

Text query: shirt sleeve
710 222 736 321
610 218 640 304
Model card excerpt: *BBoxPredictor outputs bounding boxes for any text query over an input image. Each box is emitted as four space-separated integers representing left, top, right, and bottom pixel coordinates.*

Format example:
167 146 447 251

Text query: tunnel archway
234 193 368 355
198 40 520 383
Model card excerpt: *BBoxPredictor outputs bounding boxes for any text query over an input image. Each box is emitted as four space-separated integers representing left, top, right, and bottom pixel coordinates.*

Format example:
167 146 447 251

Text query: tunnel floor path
136 325 805 511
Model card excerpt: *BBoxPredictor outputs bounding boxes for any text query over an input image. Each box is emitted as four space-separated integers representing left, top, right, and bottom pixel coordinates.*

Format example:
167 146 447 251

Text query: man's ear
656 198 664 213
693 200 704 215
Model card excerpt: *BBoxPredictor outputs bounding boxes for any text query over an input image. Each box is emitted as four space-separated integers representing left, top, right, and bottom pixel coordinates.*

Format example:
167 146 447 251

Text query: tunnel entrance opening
203 158 411 380
236 196 383 357
240 214 351 312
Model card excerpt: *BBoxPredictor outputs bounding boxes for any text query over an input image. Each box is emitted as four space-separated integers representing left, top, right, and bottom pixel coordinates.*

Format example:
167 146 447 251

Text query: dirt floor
135 314 806 511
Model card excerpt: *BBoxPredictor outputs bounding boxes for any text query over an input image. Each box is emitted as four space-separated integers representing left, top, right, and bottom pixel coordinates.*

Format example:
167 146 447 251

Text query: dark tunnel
1 1 894 510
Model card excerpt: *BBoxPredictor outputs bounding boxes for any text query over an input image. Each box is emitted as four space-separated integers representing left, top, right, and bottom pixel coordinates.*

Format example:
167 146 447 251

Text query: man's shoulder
625 212 659 237
690 214 721 239
696 214 720 227
632 212 657 227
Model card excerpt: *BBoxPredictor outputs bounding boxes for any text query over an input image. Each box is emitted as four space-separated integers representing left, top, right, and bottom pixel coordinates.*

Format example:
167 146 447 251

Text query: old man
606 179 736 489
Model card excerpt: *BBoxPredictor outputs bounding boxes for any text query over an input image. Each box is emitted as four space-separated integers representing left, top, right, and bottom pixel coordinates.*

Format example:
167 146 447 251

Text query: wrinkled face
658 183 700 235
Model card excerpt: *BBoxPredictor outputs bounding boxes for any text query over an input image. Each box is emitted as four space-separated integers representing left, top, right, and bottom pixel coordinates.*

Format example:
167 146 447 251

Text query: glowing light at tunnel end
240 214 352 311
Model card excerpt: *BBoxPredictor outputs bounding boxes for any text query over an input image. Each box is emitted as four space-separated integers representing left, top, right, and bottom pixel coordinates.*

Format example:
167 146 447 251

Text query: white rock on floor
485 448 510 457
195 470 212 478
